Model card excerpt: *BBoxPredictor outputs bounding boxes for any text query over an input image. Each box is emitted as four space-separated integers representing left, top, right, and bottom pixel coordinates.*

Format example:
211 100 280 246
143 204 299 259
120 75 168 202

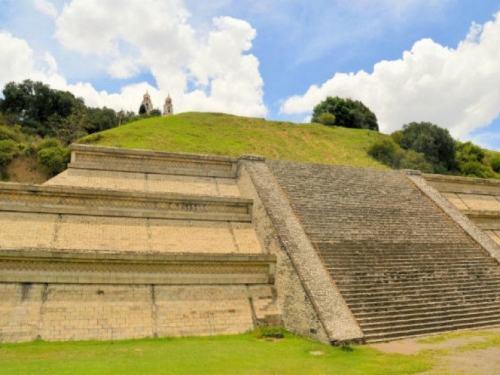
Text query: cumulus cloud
0 0 265 118
33 0 58 19
52 0 266 116
281 12 500 139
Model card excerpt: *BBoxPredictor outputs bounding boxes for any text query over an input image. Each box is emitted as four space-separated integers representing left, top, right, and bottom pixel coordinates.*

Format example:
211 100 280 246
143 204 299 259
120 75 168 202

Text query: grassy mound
78 112 388 168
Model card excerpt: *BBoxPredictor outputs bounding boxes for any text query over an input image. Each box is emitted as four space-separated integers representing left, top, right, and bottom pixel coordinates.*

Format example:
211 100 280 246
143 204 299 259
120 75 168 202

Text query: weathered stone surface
420 174 500 251
267 160 500 342
69 144 238 178
239 159 363 343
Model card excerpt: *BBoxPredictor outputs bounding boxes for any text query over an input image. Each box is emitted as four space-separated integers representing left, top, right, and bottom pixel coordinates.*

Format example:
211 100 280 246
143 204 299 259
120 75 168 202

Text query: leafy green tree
367 138 404 168
455 141 494 178
400 150 433 173
398 122 456 172
0 80 83 139
138 104 147 115
150 108 162 117
85 107 119 133
312 96 378 131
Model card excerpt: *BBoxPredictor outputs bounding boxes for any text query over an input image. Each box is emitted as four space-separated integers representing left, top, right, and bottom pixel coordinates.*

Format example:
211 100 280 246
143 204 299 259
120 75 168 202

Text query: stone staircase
268 161 500 342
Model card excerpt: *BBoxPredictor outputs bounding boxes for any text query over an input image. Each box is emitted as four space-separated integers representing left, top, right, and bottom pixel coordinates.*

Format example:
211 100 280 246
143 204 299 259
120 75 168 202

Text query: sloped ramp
268 160 500 342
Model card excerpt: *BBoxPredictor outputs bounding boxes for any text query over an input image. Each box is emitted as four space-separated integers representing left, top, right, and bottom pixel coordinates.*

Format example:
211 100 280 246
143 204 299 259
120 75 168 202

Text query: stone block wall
0 283 277 342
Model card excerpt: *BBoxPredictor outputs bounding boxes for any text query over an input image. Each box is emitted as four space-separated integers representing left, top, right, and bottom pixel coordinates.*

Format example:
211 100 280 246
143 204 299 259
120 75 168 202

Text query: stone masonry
3 144 500 344
0 145 281 343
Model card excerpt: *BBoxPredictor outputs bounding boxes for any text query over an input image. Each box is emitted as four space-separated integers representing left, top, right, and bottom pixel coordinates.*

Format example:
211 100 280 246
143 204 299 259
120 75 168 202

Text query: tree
397 122 456 173
367 138 404 168
138 104 147 115
0 80 82 138
86 107 118 133
455 141 494 178
311 96 379 131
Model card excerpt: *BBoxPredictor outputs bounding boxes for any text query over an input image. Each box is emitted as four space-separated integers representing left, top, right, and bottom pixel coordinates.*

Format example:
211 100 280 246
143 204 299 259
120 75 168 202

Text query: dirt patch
5 156 48 184
371 329 500 375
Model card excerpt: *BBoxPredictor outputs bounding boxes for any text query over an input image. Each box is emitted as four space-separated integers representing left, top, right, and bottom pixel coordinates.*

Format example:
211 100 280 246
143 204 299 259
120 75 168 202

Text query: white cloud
281 11 500 139
33 0 58 19
0 0 265 118
51 0 266 116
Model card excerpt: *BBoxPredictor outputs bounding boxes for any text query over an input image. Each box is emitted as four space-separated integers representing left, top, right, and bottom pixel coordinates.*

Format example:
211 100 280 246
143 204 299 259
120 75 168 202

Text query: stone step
345 291 500 311
331 267 499 279
354 299 500 320
335 271 500 286
341 280 500 298
362 314 500 340
358 303 500 325
348 292 500 312
326 258 491 271
343 285 500 303
319 244 484 253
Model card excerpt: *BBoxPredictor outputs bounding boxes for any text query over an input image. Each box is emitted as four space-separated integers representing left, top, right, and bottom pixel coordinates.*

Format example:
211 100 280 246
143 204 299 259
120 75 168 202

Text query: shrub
0 125 23 142
38 138 62 150
254 326 287 339
367 138 405 168
317 112 336 126
37 145 70 176
489 155 500 173
400 150 434 173
459 161 494 178
0 139 18 166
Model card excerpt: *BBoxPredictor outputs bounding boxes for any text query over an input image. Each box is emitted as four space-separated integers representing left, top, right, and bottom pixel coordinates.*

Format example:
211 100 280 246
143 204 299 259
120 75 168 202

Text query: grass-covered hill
78 112 388 169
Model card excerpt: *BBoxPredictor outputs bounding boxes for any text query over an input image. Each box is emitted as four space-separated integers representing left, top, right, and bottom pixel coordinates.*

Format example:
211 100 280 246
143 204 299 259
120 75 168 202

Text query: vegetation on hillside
312 96 379 131
78 112 387 168
368 121 500 178
1 80 499 181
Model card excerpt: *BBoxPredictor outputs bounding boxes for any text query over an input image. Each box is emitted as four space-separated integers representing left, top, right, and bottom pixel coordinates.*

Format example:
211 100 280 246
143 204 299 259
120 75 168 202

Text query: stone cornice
70 144 238 178
0 248 276 285
0 183 252 222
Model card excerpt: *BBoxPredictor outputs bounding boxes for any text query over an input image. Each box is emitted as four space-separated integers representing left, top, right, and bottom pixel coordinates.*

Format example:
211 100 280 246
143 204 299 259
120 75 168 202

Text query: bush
459 161 494 178
317 112 336 126
367 138 404 168
0 139 18 166
254 326 287 339
400 150 434 173
38 138 62 150
490 155 500 173
0 125 23 142
36 145 70 176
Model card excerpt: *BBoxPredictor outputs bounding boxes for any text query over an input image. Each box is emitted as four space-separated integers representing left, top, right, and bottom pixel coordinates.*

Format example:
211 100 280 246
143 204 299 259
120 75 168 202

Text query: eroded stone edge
406 172 500 262
239 158 364 343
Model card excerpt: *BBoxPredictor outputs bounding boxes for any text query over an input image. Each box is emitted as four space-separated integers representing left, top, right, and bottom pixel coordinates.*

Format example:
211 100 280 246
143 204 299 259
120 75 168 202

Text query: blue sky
1 0 500 149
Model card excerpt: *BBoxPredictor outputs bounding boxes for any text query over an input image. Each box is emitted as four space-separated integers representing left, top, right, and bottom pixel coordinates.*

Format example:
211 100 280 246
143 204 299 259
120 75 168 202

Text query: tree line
0 79 159 179
313 96 500 178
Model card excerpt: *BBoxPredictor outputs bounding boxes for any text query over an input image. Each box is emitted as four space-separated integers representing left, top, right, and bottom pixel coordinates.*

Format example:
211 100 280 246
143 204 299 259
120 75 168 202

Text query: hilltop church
140 91 173 116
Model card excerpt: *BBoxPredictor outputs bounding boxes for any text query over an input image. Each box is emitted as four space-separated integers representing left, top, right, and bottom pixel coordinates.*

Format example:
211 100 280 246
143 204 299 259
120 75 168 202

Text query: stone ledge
424 173 500 195
70 144 238 178
0 249 276 285
406 174 500 263
0 183 252 222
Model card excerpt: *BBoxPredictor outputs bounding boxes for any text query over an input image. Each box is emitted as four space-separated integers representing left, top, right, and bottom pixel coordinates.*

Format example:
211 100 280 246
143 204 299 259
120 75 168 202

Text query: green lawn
0 332 431 375
78 112 388 169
